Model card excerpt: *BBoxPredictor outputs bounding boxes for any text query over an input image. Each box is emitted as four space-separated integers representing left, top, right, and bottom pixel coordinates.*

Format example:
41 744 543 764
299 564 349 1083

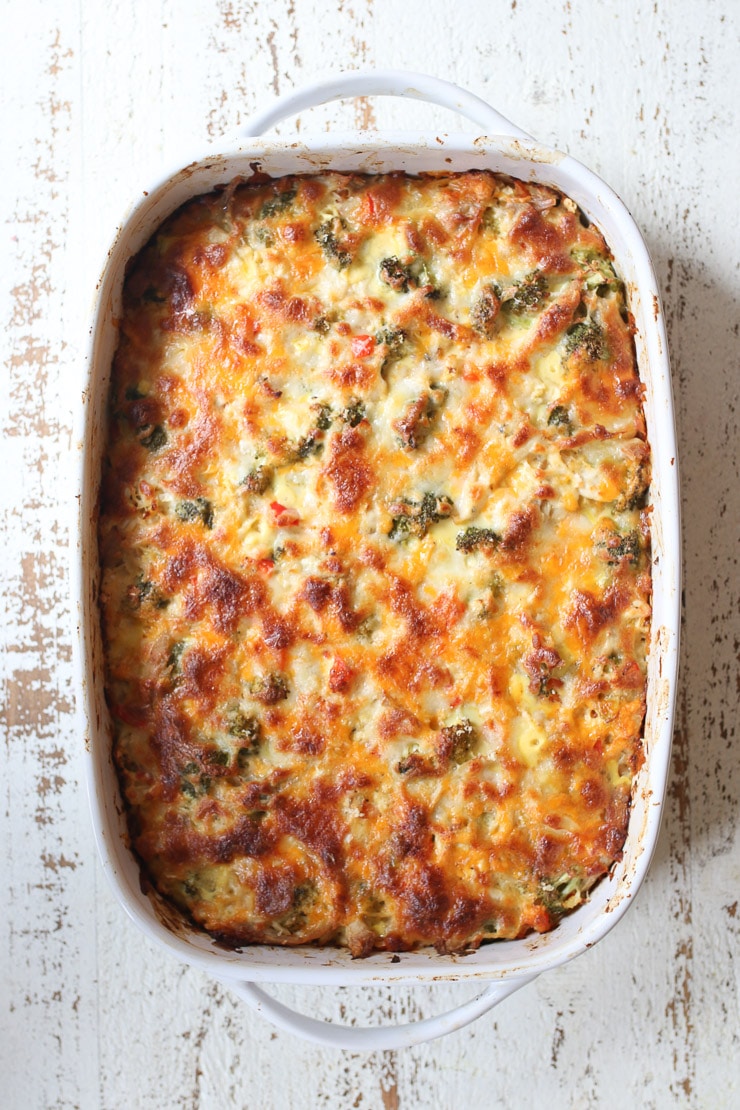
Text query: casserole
75 71 680 1050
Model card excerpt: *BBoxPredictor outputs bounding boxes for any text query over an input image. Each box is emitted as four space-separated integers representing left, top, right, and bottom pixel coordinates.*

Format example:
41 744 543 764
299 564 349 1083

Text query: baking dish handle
241 69 533 141
223 974 537 1051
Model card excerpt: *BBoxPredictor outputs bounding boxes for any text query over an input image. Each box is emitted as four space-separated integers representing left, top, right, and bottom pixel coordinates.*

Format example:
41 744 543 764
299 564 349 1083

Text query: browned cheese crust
99 171 651 954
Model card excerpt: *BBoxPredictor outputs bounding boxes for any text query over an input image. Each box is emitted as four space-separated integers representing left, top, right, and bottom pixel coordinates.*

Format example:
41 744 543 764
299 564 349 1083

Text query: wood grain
1 1 737 1107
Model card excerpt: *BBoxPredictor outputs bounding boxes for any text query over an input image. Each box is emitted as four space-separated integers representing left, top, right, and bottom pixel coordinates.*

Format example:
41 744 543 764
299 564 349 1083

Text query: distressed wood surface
2 1 738 1107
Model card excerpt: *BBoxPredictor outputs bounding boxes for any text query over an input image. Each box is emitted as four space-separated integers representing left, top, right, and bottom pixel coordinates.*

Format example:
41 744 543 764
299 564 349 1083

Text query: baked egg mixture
99 171 651 954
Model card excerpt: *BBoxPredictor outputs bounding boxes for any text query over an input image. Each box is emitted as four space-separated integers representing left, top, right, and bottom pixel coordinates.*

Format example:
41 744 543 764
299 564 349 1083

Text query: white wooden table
2 2 738 1106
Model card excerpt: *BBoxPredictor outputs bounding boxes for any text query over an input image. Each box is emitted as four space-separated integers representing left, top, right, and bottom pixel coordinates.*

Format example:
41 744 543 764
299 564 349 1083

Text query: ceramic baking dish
74 70 680 1051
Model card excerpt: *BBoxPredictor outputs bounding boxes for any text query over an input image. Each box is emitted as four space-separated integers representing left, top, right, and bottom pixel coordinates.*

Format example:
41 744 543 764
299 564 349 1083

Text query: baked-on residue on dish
99 171 651 955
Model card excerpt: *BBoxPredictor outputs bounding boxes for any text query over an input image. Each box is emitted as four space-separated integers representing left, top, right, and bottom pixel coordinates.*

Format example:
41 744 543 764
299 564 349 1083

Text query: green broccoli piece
175 498 214 529
471 285 502 338
506 271 548 315
375 326 406 354
379 258 440 297
228 710 262 766
600 530 641 565
296 433 323 459
315 403 333 431
259 184 296 219
440 719 478 764
537 873 584 920
139 425 168 451
241 465 273 494
389 492 453 540
615 459 649 511
379 256 413 291
456 527 500 553
251 673 289 705
564 320 606 360
571 248 619 292
548 405 572 431
296 403 334 458
342 399 366 427
315 220 352 269
205 749 230 767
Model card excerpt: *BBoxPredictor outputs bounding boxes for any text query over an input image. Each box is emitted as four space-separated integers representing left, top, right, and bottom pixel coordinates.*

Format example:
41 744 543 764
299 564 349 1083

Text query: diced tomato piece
329 657 354 693
257 557 275 574
269 501 300 527
350 335 375 359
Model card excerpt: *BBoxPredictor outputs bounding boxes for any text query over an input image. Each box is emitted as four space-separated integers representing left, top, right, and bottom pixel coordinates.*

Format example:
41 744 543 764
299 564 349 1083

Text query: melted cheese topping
99 172 651 954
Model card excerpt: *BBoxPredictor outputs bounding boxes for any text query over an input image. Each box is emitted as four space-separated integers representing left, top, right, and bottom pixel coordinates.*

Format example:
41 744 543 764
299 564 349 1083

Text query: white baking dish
74 71 680 1051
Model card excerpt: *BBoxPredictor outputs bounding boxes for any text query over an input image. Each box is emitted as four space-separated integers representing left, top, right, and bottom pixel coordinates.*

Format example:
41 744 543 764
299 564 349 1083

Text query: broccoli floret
296 403 334 457
456 526 500 552
315 403 333 430
389 492 453 540
139 424 167 451
259 184 297 219
228 710 261 766
375 326 406 354
251 225 274 247
440 719 478 764
128 576 168 611
315 220 352 269
600 529 641 565
393 386 446 449
296 433 323 459
229 710 261 744
136 577 154 601
548 405 572 430
571 248 619 292
615 459 649 511
564 320 606 360
342 399 366 427
205 748 230 767
410 258 441 298
251 673 289 705
175 498 214 529
376 326 407 375
379 258 440 297
471 284 502 338
537 873 584 920
506 271 548 315
472 272 547 334
420 491 452 525
241 465 273 494
276 880 318 935
379 256 413 291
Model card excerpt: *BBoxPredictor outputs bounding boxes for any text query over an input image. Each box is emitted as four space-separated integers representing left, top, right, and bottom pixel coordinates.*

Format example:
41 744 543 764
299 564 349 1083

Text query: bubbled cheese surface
99 171 651 953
